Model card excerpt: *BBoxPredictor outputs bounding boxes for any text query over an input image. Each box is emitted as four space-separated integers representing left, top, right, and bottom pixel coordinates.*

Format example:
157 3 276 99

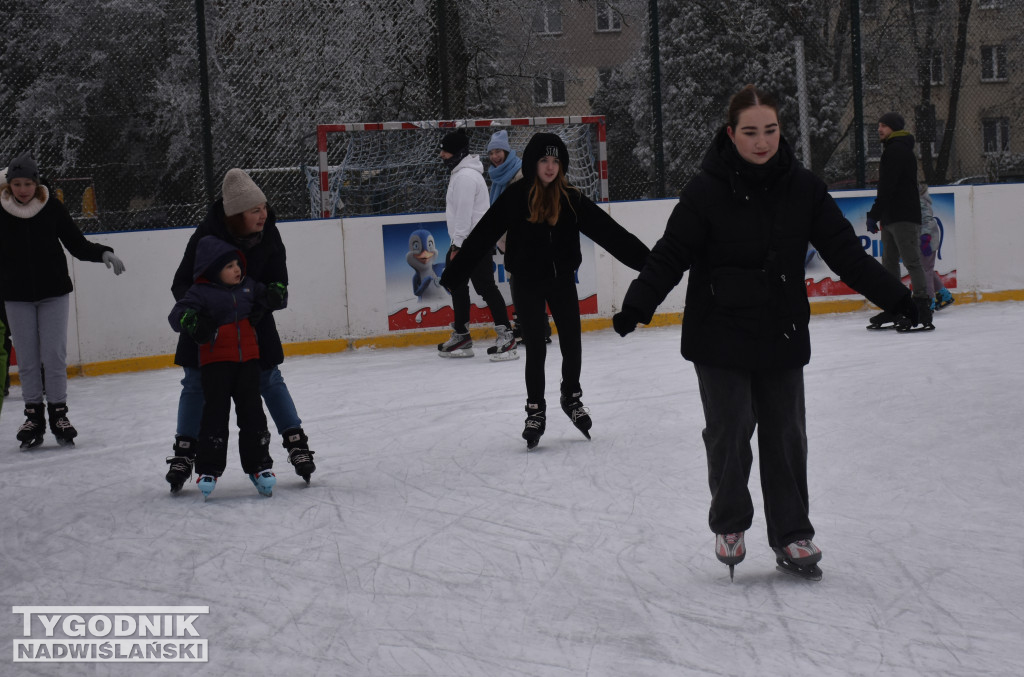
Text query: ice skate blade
169 483 184 494
55 438 75 447
525 438 540 450
896 323 935 333
488 349 519 362
776 561 823 581
438 348 474 358
866 323 895 331
728 564 735 581
19 436 44 450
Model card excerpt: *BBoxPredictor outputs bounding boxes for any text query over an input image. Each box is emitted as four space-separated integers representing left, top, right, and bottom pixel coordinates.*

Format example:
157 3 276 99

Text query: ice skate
715 532 746 581
165 436 197 493
249 469 277 497
437 328 473 358
196 474 217 500
934 288 954 310
559 390 592 440
47 402 77 447
283 427 316 484
896 297 935 333
866 310 896 330
17 404 46 450
522 402 546 450
486 325 519 362
774 539 823 581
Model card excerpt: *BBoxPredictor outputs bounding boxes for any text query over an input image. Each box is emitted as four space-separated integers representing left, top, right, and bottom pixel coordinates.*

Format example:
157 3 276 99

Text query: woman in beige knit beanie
221 168 268 242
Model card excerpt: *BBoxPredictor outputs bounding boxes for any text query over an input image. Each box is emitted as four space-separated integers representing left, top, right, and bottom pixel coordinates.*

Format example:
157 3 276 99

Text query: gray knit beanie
222 168 267 216
7 152 40 183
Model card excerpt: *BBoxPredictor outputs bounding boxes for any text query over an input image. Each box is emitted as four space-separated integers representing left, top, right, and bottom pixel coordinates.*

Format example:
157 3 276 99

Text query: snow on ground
1 301 1022 676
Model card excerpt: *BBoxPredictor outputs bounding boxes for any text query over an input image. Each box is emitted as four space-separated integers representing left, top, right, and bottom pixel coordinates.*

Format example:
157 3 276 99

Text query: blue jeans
176 365 301 439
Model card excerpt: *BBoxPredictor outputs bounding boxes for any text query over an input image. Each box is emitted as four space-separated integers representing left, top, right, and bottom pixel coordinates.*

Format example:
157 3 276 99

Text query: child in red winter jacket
169 235 286 498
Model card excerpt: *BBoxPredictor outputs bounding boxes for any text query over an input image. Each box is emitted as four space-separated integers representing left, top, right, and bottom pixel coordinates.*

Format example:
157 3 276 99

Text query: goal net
306 116 607 219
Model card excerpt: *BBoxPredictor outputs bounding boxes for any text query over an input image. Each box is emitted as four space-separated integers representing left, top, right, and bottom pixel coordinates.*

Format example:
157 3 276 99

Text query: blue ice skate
196 474 218 500
249 469 277 497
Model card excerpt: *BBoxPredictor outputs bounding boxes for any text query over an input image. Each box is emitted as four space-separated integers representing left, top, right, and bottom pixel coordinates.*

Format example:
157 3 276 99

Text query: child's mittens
180 309 217 344
263 282 288 310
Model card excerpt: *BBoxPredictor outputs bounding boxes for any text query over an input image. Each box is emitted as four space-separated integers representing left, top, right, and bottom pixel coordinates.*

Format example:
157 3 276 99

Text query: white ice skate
487 325 519 362
437 328 473 358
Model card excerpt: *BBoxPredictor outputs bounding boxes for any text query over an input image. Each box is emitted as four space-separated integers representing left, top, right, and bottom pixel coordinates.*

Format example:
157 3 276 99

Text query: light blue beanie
486 130 512 153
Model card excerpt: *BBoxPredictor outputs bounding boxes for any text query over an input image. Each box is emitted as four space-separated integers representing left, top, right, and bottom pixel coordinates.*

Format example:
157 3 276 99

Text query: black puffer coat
622 128 911 370
867 131 922 226
0 186 112 302
172 199 287 369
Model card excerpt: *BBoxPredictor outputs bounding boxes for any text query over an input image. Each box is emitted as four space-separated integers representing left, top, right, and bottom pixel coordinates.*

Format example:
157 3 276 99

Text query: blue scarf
487 150 522 204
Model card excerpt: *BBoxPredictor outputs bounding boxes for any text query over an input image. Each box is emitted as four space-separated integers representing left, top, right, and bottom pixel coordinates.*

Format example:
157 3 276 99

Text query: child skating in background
169 236 286 498
918 183 954 311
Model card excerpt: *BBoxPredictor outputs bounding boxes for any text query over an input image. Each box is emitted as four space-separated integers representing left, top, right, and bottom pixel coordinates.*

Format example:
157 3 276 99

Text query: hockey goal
307 116 607 218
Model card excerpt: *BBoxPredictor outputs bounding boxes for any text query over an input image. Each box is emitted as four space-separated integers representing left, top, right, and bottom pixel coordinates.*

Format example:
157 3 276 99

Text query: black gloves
263 282 287 310
612 306 642 337
866 217 879 234
180 309 217 344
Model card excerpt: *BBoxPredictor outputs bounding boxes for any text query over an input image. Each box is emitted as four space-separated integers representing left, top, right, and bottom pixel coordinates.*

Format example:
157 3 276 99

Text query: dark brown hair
727 84 779 129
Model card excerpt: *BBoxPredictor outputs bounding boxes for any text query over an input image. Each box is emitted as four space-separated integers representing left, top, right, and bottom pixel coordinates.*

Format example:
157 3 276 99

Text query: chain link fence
3 0 1023 231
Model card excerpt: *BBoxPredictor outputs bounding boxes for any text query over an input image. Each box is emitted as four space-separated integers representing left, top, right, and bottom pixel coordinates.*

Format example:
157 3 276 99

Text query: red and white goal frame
315 116 608 218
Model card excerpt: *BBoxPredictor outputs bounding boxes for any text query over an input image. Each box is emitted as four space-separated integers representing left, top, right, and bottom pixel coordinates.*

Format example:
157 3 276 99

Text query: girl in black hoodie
440 133 649 449
613 85 918 580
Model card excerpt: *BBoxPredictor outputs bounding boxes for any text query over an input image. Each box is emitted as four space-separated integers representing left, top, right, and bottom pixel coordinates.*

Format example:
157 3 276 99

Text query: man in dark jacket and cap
866 112 933 329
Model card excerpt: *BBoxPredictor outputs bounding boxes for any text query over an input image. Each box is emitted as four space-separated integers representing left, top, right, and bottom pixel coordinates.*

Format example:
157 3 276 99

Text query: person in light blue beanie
485 130 523 205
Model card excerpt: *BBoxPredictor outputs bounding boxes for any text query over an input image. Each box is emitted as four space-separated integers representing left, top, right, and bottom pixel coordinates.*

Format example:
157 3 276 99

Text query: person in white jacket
436 130 517 361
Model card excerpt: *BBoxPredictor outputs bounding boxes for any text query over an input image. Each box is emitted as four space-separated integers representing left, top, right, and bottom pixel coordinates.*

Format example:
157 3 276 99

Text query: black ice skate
165 436 197 493
895 297 936 333
866 310 896 331
46 402 77 446
773 540 823 581
559 390 592 440
17 403 46 450
522 402 546 450
283 427 316 484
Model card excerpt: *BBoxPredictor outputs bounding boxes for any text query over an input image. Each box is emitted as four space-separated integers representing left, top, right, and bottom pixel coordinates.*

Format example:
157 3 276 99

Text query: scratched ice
1 301 1021 676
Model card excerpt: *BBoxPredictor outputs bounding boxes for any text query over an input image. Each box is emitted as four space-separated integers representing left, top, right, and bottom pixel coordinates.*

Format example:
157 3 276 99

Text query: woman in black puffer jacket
440 132 649 449
0 153 125 448
613 85 917 580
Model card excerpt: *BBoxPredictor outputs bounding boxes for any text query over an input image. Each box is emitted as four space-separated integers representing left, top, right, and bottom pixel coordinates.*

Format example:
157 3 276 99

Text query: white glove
102 251 125 275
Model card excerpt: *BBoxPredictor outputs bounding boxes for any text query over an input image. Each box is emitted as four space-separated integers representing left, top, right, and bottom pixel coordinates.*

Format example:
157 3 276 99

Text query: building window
982 117 1010 153
532 1 562 35
864 124 883 161
929 51 944 85
534 71 566 106
595 1 622 32
981 45 1007 81
928 119 946 157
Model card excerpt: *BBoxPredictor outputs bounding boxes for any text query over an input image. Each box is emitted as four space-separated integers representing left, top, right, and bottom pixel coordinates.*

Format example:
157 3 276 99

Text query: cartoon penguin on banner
407 228 447 302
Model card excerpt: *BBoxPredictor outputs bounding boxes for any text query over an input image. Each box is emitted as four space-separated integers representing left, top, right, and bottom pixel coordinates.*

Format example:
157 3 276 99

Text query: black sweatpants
693 363 813 548
195 360 270 476
447 245 510 334
511 273 582 404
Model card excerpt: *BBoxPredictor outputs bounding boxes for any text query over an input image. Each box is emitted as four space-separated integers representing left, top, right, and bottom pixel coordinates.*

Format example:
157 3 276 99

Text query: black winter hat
440 130 470 154
878 112 905 131
521 132 570 184
7 152 39 183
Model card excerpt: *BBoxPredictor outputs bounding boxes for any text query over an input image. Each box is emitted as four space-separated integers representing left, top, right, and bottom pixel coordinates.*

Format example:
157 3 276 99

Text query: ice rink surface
1 301 1022 676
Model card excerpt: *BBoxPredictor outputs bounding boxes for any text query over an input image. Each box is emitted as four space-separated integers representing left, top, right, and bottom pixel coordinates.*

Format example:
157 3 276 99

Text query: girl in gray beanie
0 153 126 448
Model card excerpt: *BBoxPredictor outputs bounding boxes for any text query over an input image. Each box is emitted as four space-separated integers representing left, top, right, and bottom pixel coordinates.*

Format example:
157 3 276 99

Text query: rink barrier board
6 289 1017 386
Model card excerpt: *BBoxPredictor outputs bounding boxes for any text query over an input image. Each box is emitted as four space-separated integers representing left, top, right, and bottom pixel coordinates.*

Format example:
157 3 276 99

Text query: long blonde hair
527 171 577 225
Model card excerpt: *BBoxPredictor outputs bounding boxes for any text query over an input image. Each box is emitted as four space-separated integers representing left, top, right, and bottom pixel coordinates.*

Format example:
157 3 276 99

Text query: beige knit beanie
221 168 266 216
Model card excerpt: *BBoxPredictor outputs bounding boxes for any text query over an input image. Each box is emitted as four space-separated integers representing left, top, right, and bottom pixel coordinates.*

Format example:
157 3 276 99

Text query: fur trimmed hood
0 167 49 219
